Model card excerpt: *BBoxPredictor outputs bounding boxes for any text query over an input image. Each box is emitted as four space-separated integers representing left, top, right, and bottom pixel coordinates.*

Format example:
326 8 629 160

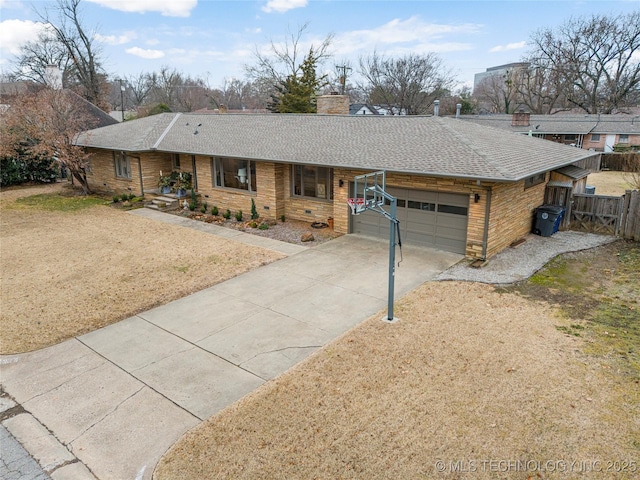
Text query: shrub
223 209 231 220
121 193 129 202
250 198 259 220
258 223 269 230
211 206 219 216
280 214 286 222
189 202 197 211
128 193 135 201
112 195 120 203
0 155 58 187
235 210 243 221
249 221 258 228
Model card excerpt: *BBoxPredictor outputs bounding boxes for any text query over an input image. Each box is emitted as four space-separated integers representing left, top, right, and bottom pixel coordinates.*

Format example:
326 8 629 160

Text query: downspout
138 157 144 196
481 186 492 260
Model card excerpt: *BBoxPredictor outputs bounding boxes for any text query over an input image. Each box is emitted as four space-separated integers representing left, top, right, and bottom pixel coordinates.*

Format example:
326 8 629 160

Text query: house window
292 165 333 200
114 151 131 179
619 134 629 144
590 134 601 142
213 157 256 192
524 172 546 189
172 153 181 169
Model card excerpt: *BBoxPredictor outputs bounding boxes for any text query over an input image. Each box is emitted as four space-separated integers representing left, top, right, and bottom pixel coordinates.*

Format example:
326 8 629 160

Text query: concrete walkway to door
0 223 461 480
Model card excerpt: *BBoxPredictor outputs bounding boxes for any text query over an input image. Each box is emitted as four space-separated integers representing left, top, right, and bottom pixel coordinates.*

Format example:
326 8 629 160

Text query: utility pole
119 79 125 122
336 65 352 95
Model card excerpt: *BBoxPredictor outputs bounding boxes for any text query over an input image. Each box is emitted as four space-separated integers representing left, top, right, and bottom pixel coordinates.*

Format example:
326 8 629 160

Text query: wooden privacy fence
571 194 623 235
544 186 640 240
620 190 640 241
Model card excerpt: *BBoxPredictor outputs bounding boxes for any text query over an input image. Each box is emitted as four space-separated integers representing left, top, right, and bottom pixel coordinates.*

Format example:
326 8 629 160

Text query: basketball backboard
348 170 386 215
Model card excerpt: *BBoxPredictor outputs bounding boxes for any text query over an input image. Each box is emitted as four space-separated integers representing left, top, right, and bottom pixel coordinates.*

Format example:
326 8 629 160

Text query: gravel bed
437 231 617 284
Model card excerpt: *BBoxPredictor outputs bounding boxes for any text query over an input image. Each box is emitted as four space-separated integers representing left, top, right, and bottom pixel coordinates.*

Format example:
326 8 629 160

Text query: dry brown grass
155 281 639 480
586 171 635 196
0 183 284 354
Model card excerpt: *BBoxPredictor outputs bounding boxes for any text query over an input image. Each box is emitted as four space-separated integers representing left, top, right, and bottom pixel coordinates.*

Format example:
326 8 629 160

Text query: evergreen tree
268 48 328 113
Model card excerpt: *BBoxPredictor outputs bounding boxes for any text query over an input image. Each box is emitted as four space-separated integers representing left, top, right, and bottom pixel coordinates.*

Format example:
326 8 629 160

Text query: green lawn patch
13 193 107 212
505 240 640 378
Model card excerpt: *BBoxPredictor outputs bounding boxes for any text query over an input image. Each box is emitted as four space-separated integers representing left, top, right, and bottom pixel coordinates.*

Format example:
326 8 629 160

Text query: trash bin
533 205 565 237
585 185 596 195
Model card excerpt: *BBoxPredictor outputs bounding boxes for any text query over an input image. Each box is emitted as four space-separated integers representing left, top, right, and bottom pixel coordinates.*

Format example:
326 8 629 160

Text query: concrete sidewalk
0 222 461 479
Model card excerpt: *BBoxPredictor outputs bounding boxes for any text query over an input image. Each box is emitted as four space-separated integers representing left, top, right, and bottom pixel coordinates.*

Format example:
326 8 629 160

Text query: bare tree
245 23 333 106
528 11 640 113
514 62 569 114
474 67 523 114
147 66 182 110
358 52 456 115
37 0 107 109
125 72 154 107
0 88 99 194
12 29 72 86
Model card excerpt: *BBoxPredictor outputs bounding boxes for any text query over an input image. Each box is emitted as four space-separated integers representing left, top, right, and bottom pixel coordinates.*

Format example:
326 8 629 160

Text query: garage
351 187 469 254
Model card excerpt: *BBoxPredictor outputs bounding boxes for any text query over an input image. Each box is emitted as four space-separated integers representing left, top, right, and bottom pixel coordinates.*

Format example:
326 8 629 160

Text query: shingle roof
459 113 640 135
554 165 590 180
76 113 597 182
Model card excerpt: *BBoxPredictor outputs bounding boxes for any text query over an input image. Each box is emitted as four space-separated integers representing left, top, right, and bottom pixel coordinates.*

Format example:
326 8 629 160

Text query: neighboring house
75 95 598 260
349 103 407 115
1 79 117 130
459 111 640 152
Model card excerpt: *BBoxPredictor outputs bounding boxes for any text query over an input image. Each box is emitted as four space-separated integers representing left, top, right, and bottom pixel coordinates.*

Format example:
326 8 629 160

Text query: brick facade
86 148 545 259
86 148 173 196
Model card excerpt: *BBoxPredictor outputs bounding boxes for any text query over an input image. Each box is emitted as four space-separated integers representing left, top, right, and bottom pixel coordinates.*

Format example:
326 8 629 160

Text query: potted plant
172 171 192 197
158 172 172 194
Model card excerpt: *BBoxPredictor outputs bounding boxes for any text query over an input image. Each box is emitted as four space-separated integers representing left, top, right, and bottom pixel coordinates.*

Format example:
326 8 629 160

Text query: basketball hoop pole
368 184 400 322
351 171 400 322
386 196 398 321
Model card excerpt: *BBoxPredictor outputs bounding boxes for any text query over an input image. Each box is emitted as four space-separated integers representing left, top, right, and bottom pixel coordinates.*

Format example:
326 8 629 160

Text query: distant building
473 62 529 93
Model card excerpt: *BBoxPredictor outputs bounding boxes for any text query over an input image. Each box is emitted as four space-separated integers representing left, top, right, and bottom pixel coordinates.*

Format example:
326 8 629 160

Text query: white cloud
334 16 481 56
0 1 25 9
489 41 526 53
87 0 197 17
146 39 160 46
0 19 49 55
125 46 165 59
94 31 137 45
262 0 307 14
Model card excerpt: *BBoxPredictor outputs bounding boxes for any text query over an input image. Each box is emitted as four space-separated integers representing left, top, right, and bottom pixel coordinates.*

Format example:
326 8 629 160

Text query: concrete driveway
1 233 461 480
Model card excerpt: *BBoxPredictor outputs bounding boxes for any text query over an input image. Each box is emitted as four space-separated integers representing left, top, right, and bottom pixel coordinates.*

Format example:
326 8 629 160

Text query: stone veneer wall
484 176 547 258
192 157 286 220
86 148 174 196
87 148 544 259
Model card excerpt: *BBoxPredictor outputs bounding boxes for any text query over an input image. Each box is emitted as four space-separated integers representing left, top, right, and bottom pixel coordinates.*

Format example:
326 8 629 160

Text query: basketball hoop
347 197 366 215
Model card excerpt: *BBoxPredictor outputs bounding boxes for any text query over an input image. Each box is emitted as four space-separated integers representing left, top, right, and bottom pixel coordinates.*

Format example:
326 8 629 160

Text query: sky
0 0 637 91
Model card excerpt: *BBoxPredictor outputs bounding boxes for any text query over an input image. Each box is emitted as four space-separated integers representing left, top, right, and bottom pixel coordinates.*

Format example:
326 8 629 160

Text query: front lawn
0 183 284 354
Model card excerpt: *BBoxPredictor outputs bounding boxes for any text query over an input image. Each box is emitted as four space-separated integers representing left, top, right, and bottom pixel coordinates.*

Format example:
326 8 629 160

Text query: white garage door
351 187 469 254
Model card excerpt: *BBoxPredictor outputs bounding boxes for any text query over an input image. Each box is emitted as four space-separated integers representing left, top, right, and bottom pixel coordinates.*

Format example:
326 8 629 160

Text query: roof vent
434 99 440 117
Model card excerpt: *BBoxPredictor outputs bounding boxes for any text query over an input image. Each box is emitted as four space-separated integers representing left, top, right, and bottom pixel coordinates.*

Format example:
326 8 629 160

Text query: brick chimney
44 65 63 90
512 109 530 127
317 93 349 115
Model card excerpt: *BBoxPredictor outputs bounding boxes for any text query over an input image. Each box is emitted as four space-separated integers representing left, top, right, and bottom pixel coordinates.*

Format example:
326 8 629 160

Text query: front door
605 134 616 152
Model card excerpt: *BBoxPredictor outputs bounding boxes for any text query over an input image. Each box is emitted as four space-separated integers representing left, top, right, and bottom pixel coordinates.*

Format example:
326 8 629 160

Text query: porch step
146 195 179 211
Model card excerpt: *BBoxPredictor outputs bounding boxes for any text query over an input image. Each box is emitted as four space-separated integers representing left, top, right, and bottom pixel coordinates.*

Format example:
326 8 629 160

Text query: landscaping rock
301 233 315 242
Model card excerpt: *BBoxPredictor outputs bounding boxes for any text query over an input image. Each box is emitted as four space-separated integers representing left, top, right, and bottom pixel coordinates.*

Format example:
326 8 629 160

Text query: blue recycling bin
533 205 565 237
